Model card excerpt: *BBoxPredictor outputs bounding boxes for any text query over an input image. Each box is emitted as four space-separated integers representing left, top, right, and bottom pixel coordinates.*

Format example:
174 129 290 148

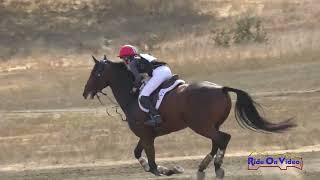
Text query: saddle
138 75 185 112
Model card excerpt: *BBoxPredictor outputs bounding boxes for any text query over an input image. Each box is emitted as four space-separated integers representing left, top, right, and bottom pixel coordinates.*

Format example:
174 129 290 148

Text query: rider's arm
127 59 142 87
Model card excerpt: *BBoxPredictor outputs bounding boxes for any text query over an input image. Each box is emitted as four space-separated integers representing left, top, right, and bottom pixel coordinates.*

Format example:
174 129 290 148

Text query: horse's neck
109 74 136 113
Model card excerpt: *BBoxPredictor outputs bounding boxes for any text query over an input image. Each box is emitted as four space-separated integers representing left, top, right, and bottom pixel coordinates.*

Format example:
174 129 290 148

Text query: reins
96 90 126 121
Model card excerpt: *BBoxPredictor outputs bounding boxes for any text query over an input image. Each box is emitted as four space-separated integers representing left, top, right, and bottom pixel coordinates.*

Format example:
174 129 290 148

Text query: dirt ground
1 150 319 180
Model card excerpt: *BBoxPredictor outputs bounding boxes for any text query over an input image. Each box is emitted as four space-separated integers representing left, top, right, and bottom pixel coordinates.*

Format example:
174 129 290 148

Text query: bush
233 16 268 44
253 19 268 43
213 16 268 47
212 28 232 48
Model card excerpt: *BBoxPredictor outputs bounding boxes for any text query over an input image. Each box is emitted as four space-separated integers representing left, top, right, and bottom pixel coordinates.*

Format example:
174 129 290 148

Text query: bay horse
82 56 295 179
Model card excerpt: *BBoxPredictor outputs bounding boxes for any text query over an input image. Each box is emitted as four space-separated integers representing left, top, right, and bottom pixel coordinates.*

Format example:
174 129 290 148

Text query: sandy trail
1 145 319 180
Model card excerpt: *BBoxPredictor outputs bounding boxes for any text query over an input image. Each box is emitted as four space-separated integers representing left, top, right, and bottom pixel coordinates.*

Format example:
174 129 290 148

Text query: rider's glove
133 80 142 88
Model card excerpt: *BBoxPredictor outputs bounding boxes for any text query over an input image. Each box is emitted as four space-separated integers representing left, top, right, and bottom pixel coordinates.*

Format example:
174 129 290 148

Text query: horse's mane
109 61 128 71
108 60 134 83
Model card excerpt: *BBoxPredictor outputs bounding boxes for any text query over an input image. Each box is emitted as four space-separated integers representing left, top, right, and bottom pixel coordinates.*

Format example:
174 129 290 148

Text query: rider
118 45 172 126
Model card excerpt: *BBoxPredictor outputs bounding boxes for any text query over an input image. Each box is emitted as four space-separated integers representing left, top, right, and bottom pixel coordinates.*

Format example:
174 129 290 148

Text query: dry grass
1 0 320 66
1 52 319 111
1 92 319 166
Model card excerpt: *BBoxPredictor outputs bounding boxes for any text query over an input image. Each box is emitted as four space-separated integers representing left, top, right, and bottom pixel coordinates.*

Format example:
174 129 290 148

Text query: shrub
233 16 268 44
213 16 268 47
213 28 232 48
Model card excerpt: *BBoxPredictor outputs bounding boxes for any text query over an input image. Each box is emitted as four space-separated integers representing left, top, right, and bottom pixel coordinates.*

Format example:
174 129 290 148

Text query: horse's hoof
138 157 150 172
150 168 161 176
197 170 205 180
158 165 169 175
215 168 225 179
153 170 161 176
173 165 184 174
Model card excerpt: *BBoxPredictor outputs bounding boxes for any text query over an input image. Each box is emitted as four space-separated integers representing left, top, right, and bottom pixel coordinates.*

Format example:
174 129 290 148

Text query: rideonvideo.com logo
247 152 303 170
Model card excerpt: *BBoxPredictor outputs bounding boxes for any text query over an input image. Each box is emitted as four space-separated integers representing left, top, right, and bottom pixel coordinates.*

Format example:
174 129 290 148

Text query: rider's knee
139 96 150 108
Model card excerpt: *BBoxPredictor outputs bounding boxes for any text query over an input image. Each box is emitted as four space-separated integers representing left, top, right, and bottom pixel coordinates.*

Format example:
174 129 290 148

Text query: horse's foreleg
141 138 161 176
134 139 150 172
138 137 183 176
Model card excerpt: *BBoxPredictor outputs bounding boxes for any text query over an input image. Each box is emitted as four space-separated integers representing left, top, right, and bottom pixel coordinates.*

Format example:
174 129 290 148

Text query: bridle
92 60 126 121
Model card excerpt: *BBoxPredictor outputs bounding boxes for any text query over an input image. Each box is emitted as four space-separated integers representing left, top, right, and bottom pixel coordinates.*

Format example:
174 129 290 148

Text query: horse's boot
140 96 162 127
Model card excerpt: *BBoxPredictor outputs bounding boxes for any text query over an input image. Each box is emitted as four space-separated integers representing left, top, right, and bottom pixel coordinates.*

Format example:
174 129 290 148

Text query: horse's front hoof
215 168 225 179
138 157 150 172
173 165 184 174
150 168 161 176
157 165 169 175
197 170 205 180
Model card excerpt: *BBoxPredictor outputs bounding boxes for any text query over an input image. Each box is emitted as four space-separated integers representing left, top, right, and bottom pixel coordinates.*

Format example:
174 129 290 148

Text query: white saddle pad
138 79 185 113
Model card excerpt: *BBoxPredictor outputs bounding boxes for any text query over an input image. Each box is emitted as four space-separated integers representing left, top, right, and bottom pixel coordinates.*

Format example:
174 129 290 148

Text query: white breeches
139 66 172 98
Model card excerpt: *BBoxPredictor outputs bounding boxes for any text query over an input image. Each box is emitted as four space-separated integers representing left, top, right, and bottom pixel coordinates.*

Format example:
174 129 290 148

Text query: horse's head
83 55 113 99
83 55 134 100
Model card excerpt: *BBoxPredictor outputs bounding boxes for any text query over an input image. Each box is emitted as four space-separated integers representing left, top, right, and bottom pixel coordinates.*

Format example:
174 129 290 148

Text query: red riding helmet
118 45 138 58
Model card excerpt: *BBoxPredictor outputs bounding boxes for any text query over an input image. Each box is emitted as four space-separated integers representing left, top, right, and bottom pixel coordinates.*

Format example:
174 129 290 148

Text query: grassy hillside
1 0 320 67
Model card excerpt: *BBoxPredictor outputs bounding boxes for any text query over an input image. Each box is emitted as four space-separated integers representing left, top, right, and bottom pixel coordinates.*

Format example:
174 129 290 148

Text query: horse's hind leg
195 129 231 179
212 130 231 179
197 139 218 180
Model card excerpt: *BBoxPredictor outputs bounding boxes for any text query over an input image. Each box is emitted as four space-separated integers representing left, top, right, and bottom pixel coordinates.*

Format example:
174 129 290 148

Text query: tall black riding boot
139 96 162 126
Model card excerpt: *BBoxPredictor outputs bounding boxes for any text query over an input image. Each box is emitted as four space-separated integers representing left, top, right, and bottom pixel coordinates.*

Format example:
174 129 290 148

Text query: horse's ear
92 55 98 64
103 55 108 60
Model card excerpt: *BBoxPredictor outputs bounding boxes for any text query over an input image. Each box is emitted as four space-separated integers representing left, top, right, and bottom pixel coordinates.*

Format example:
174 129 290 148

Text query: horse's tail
222 87 296 133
